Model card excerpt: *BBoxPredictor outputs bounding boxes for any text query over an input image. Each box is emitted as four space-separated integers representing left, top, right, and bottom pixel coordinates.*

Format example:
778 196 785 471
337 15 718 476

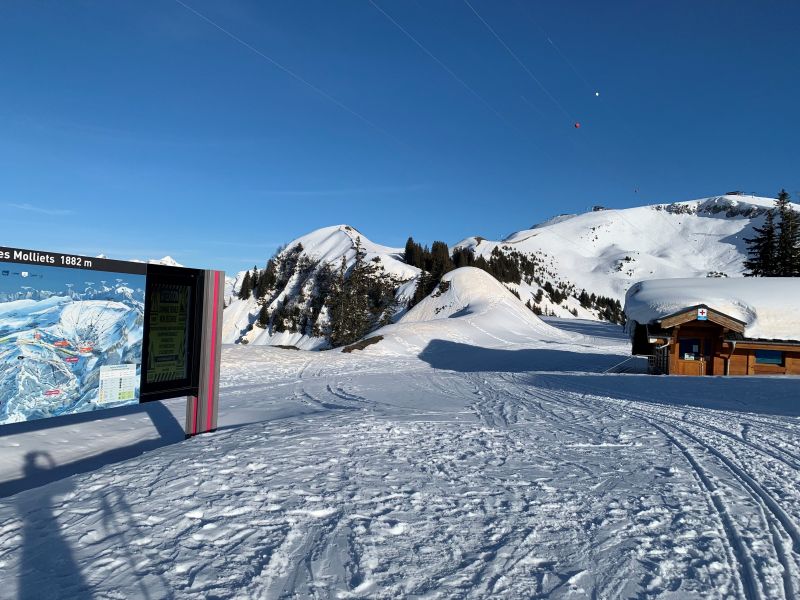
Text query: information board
0 247 146 425
0 246 221 436
146 283 191 383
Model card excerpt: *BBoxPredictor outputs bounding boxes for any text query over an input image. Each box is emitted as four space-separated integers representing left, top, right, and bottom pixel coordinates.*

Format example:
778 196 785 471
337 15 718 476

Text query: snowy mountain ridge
224 194 797 349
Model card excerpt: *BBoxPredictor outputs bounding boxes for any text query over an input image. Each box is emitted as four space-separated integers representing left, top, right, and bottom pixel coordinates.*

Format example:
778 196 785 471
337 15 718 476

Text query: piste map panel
0 247 147 425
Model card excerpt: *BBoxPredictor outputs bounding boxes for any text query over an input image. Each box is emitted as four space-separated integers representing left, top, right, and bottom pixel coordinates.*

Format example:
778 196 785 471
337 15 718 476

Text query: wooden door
675 336 707 376
677 359 705 376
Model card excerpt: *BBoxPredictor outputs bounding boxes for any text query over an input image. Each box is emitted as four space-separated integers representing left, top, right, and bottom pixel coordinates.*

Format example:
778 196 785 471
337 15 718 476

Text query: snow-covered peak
665 194 794 215
126 256 185 267
149 256 183 267
457 194 798 302
280 225 419 281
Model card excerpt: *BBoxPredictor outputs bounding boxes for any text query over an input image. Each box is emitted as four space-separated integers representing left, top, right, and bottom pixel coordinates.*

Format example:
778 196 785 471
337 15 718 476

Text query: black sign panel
140 264 204 402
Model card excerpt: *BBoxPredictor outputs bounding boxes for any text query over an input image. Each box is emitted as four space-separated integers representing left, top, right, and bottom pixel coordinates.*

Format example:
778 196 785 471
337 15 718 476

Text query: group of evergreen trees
403 236 625 324
237 239 399 348
326 238 397 347
404 238 539 308
577 290 624 323
744 190 800 276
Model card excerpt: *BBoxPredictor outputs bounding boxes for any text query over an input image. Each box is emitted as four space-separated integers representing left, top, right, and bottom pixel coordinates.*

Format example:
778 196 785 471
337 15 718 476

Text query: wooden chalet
625 279 800 376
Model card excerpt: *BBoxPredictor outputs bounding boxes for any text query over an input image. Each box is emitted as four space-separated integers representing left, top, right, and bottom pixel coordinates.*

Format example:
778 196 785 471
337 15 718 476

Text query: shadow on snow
418 339 631 374
523 372 800 418
0 401 184 498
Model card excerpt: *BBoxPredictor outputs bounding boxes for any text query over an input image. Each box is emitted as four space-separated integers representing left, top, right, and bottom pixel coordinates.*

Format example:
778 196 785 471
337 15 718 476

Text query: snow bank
624 277 800 341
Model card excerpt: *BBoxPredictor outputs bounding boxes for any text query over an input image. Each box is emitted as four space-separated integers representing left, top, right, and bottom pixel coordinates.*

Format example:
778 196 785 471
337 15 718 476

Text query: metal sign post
185 270 223 437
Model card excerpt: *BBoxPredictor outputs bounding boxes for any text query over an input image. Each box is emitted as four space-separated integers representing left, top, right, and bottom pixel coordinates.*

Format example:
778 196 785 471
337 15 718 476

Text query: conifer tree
256 304 270 328
404 237 424 268
263 259 277 288
238 271 252 300
326 257 348 346
775 189 800 276
249 267 259 296
744 210 777 276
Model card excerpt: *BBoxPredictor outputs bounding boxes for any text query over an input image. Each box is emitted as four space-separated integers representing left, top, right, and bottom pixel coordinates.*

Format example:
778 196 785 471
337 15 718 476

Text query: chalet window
679 338 701 360
755 350 784 366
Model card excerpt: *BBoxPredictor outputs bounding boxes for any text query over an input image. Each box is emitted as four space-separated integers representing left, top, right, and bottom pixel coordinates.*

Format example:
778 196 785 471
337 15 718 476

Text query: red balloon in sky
574 122 581 129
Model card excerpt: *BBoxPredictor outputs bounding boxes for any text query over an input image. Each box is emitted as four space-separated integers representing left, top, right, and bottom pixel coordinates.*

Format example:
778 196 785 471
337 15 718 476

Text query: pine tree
743 189 799 277
345 237 372 342
744 210 777 276
429 241 454 279
775 189 800 276
263 259 277 287
404 237 422 268
238 271 252 300
272 302 287 332
326 257 348 345
249 267 259 296
256 304 270 328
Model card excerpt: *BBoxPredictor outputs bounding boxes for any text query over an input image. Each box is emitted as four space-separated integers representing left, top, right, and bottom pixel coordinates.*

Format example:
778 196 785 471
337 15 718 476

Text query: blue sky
1 1 798 274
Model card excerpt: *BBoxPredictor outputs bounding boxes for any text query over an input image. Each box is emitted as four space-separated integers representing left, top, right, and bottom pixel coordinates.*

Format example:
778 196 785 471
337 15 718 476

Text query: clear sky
1 1 798 274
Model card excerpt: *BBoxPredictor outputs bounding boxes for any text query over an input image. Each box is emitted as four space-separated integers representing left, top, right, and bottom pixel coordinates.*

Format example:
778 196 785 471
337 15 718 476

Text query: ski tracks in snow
1 347 799 599
529 373 800 599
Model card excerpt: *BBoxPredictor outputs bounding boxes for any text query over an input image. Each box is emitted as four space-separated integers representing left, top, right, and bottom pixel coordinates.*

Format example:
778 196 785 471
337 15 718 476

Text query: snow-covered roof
624 277 800 341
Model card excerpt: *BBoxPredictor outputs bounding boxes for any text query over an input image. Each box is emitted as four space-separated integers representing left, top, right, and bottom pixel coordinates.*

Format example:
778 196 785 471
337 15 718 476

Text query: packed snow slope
625 277 800 341
2 312 800 599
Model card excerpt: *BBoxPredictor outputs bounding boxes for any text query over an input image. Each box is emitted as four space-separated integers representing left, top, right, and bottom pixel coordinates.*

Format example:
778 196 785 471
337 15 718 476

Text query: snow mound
624 277 800 341
364 268 578 355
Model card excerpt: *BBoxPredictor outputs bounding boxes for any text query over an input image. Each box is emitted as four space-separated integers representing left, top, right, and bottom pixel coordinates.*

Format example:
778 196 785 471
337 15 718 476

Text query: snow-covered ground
1 308 799 597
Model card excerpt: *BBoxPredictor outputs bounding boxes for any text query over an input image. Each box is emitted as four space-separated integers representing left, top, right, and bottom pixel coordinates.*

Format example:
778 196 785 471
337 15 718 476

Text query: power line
512 0 596 95
367 0 513 130
171 0 398 143
462 0 573 121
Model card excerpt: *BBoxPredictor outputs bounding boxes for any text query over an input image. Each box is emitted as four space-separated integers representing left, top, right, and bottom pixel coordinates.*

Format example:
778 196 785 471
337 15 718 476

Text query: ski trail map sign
0 247 146 424
0 245 223 436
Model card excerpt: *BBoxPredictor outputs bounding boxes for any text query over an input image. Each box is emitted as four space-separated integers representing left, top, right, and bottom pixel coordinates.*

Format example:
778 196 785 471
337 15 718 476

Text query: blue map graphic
0 262 145 425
